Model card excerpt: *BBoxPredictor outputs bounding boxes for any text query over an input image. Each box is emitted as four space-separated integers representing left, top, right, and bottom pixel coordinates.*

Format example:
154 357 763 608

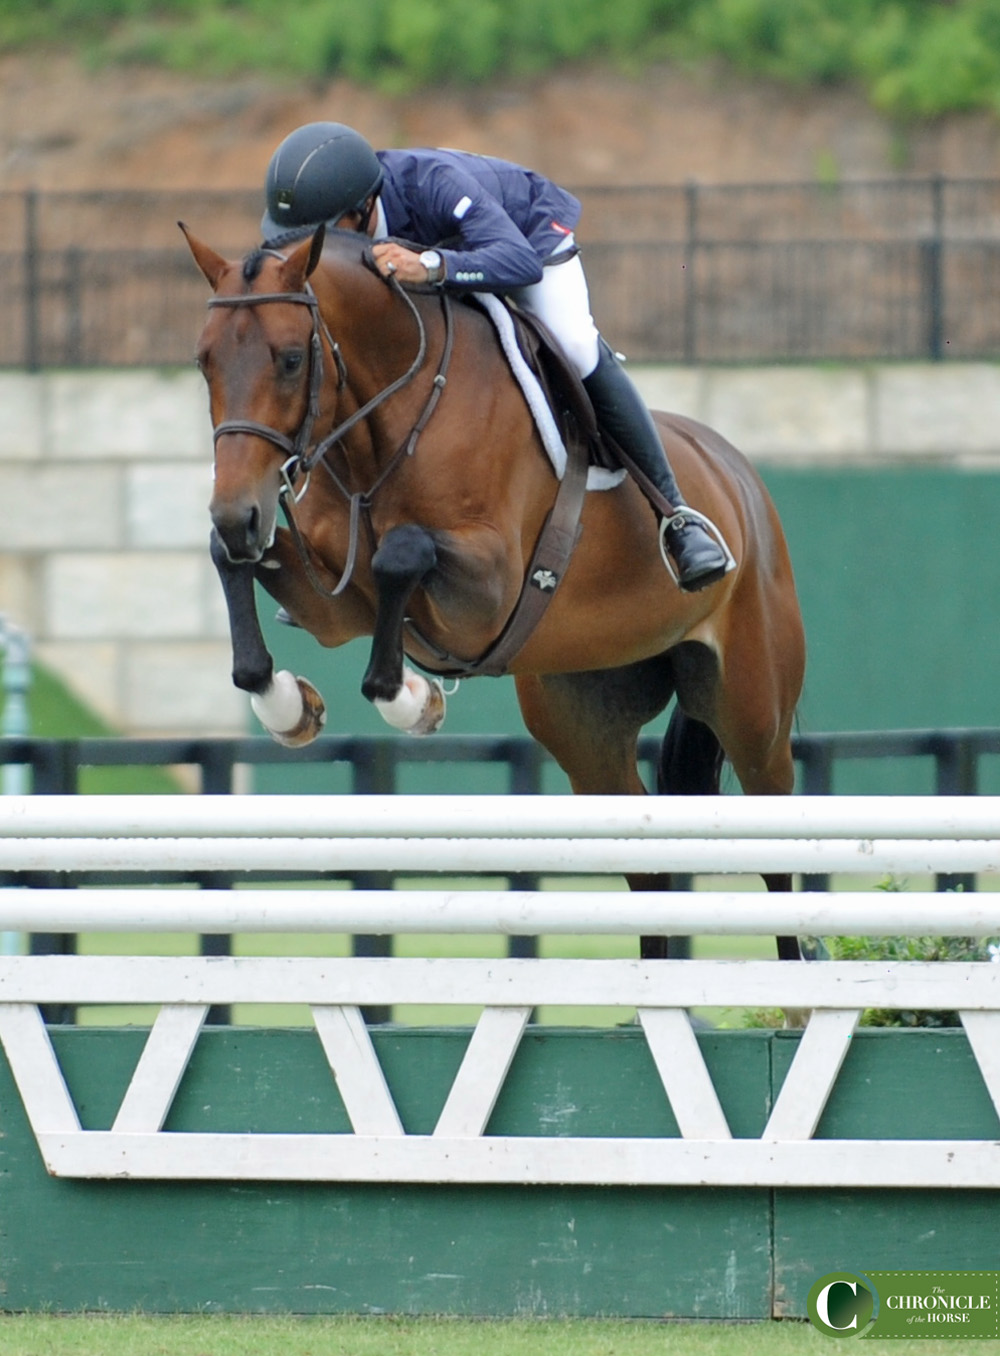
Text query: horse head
181 223 328 564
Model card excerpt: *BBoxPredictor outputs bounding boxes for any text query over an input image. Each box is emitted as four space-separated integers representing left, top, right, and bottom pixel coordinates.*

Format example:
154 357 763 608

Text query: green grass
3 1313 999 1356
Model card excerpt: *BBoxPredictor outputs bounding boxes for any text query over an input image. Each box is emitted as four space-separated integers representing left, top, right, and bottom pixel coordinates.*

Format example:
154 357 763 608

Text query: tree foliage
4 0 1000 119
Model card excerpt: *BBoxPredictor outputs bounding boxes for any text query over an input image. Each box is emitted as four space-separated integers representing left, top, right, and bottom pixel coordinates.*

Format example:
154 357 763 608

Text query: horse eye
279 350 305 378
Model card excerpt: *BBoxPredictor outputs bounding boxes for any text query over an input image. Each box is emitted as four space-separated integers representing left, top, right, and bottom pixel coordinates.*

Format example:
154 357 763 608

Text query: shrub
823 930 998 1026
6 0 1000 120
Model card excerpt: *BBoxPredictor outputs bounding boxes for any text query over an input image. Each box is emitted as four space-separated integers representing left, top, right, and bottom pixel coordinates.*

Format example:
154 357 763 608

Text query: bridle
207 260 455 596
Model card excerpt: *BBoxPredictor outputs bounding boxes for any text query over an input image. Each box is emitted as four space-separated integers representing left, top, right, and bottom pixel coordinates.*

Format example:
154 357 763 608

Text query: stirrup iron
658 507 737 586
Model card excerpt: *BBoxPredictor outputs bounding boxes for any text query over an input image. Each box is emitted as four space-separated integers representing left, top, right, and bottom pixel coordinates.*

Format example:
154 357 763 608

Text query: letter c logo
817 1281 859 1329
808 1272 877 1337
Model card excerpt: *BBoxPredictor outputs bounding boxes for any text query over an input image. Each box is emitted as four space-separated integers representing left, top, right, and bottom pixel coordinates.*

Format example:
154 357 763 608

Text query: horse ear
306 224 327 278
178 222 229 289
281 226 327 291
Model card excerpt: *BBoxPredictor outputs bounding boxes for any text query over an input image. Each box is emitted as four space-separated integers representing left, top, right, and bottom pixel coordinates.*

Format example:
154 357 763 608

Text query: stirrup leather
658 507 737 586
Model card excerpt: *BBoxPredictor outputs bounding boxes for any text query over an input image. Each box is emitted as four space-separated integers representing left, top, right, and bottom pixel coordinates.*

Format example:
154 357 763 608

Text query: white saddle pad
477 293 626 492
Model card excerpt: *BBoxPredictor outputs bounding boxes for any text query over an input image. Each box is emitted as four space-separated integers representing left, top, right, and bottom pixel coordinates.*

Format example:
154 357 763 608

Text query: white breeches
507 236 601 378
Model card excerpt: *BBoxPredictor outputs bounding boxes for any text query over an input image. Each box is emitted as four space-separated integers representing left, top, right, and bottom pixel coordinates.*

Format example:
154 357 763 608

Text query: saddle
467 293 621 479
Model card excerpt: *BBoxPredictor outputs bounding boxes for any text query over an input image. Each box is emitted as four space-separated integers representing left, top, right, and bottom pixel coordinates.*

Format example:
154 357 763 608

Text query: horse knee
372 524 437 585
362 525 438 706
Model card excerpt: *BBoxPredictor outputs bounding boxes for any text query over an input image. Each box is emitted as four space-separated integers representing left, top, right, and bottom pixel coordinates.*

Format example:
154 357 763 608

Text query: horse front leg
210 529 326 747
362 524 446 736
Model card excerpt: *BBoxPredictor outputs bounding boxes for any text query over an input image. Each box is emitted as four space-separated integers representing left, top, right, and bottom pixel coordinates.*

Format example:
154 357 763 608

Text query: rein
208 268 455 598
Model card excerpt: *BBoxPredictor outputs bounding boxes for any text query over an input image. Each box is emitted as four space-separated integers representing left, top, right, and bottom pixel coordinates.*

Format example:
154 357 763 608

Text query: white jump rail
0 793 998 1190
4 792 1000 837
3 793 1000 873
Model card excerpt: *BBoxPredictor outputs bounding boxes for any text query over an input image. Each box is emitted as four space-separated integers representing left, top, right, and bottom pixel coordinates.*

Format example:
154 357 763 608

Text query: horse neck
313 265 443 482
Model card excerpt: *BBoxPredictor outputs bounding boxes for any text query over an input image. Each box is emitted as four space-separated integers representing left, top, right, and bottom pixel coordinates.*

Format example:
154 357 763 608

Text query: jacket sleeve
420 164 545 292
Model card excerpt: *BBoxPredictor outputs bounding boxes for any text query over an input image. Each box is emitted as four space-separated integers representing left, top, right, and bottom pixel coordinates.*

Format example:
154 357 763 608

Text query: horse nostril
210 497 268 564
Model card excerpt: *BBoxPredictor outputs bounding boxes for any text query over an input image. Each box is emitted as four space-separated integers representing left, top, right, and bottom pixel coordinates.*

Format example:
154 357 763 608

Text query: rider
259 121 731 592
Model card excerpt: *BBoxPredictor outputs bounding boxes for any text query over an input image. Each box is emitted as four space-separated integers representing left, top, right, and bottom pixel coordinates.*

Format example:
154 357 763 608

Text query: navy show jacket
376 147 581 292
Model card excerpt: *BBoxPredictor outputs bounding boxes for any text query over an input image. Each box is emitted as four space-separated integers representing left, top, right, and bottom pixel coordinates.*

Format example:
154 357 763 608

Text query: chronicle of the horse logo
531 567 559 591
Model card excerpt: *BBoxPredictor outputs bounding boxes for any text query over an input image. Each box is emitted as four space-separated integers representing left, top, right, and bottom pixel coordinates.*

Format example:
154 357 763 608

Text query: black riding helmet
261 122 384 241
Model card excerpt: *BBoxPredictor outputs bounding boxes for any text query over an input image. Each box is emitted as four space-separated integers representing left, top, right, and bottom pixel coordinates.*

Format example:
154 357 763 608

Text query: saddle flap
469 296 619 475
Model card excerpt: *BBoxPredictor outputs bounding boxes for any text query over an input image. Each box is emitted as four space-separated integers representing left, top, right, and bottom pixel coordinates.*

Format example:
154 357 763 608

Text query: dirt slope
4 52 1000 193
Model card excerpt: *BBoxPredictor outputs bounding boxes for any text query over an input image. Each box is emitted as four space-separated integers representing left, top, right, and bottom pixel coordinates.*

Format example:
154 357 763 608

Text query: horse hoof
374 667 446 736
408 676 446 736
272 676 327 747
251 670 327 747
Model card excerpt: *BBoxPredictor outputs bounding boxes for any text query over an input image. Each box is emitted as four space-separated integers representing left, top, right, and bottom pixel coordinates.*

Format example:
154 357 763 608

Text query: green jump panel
772 1028 1000 1317
8 1025 993 1317
0 1027 772 1317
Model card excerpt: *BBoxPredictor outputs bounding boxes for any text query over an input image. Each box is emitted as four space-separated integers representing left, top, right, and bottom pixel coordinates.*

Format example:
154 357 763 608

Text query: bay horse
182 222 806 961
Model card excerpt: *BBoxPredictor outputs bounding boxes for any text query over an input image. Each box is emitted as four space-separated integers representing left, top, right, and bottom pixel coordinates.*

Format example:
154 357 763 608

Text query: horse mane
242 249 269 285
241 228 380 296
258 226 314 250
253 226 371 260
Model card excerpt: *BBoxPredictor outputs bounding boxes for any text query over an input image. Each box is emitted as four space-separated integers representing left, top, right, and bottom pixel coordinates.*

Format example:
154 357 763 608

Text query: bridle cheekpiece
206 255 454 596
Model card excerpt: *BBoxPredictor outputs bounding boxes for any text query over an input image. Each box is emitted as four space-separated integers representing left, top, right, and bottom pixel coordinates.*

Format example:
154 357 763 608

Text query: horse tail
656 706 724 796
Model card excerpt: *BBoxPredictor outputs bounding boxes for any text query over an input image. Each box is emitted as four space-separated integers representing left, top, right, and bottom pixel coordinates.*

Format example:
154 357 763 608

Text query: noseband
207 262 455 595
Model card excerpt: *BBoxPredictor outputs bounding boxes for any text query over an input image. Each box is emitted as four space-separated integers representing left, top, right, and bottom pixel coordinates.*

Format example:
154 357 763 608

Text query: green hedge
824 932 998 1027
5 0 1000 118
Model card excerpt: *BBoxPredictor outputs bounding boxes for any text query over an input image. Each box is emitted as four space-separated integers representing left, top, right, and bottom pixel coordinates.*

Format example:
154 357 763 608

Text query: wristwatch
419 250 444 283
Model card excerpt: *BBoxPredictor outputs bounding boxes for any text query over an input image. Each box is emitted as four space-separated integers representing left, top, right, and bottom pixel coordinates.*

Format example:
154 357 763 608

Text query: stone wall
634 363 1000 467
0 369 238 735
2 362 999 736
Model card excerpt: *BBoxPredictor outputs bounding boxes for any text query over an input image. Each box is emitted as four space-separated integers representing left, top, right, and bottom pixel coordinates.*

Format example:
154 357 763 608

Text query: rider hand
372 242 439 285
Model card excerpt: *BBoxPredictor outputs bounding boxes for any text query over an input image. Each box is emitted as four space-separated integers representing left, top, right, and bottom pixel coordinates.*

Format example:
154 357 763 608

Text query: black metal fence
2 726 996 797
4 176 1000 367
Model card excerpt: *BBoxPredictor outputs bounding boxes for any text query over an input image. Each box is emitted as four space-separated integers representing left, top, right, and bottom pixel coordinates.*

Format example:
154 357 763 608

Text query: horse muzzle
209 494 278 564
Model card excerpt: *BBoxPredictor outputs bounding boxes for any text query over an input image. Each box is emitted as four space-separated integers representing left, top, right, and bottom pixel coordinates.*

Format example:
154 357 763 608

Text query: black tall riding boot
583 340 731 592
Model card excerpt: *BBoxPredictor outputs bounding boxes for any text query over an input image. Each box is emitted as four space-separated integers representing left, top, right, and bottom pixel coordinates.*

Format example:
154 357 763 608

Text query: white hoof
250 669 327 747
374 666 446 736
